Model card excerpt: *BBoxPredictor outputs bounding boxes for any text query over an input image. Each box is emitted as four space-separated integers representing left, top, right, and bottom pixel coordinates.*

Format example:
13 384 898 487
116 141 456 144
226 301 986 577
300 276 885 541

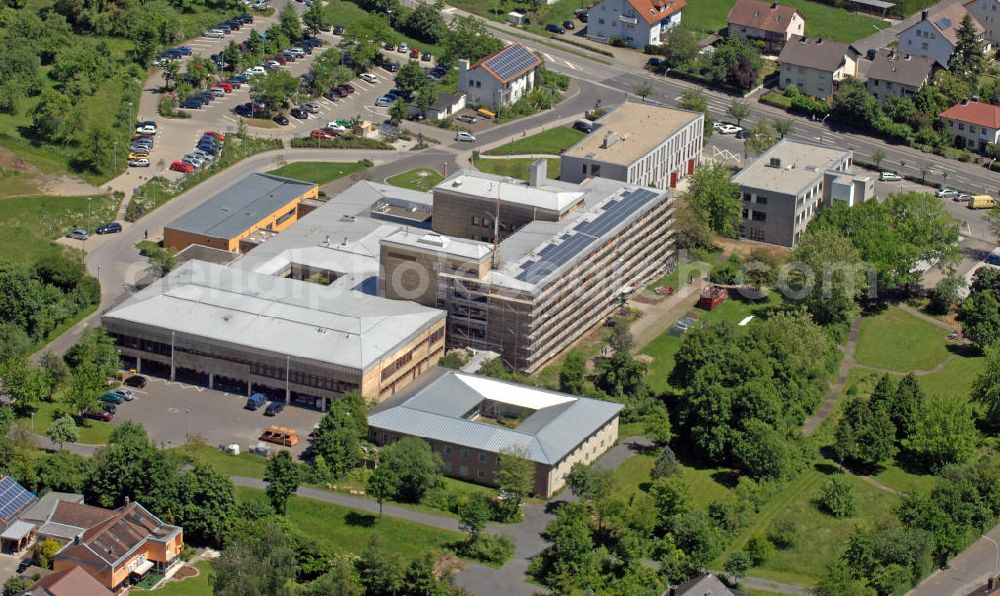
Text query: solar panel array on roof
484 44 540 82
514 188 662 283
0 477 35 524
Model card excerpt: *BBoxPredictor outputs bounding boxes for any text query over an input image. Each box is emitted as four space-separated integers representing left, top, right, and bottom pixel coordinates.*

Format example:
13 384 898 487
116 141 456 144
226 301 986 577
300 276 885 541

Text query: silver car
66 228 89 241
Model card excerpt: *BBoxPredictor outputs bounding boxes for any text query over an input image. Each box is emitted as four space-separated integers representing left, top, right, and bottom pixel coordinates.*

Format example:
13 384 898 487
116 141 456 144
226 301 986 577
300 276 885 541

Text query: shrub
745 535 773 566
818 475 856 518
610 37 628 47
724 551 753 578
456 533 515 564
34 539 62 569
767 517 797 549
651 446 682 479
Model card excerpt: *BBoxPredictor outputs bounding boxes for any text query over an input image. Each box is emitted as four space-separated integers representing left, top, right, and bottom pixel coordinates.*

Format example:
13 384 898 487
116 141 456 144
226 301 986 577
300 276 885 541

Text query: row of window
381 350 414 381
741 192 768 205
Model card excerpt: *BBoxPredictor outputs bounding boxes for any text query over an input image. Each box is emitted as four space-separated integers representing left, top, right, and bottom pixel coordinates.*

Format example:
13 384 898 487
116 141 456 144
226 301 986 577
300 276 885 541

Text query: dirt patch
714 236 790 258
172 565 199 580
0 146 37 173
37 175 104 197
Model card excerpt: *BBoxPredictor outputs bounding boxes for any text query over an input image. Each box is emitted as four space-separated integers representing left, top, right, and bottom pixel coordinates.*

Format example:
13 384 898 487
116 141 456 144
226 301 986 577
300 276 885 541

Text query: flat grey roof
382 229 492 261
369 369 622 465
562 101 703 165
436 170 585 213
165 173 317 239
102 260 445 372
733 139 851 195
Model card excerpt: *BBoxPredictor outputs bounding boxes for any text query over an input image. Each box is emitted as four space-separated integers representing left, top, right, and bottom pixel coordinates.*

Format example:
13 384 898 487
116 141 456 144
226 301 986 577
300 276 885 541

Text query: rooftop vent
452 179 463 188
340 214 356 222
768 157 782 168
601 131 621 149
417 233 450 248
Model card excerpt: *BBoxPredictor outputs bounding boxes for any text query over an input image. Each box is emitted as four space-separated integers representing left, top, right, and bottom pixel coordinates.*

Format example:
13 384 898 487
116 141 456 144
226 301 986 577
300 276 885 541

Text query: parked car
264 60 282 70
245 392 268 411
956 193 973 202
239 13 253 23
303 102 321 113
359 72 378 84
288 47 306 58
375 96 395 107
326 122 347 133
572 119 594 133
935 187 959 198
181 98 205 109
128 157 151 167
716 123 741 135
575 8 588 21
96 222 122 234
879 171 902 181
124 375 147 388
301 38 323 48
281 52 297 62
246 66 267 76
260 425 298 446
455 131 476 142
562 19 575 29
170 160 194 173
333 24 345 35
215 24 232 34
457 114 477 124
421 52 432 62
409 48 420 59
290 107 308 119
127 152 149 161
546 23 566 34
113 388 135 401
311 129 337 139
204 28 225 38
208 87 225 97
384 42 396 51
735 129 752 139
83 409 112 422
216 81 234 92
100 392 124 405
322 90 341 101
66 228 88 241
135 122 157 135
264 401 286 416
383 60 399 72
398 41 408 53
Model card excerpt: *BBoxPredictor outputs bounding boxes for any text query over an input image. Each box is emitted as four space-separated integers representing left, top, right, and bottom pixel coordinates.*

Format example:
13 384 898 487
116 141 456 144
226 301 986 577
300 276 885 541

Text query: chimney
458 59 470 74
770 1 777 7
921 9 929 19
963 97 970 105
74 533 82 545
769 157 782 167
529 159 547 187
125 496 130 505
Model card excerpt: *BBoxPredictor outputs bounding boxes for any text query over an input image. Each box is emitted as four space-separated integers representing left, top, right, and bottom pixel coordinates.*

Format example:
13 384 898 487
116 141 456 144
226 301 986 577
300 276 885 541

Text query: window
921 42 928 50
752 211 767 222
757 195 768 205
472 216 480 225
959 122 965 131
478 453 487 463
971 126 978 133
443 461 452 471
444 445 452 455
742 208 749 219
460 448 469 459
459 465 468 476
477 470 486 479
598 18 605 24
582 164 587 173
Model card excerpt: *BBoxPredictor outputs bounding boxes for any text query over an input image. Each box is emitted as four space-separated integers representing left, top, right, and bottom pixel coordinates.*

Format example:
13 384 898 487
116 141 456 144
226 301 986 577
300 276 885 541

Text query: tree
775 119 793 139
819 475 857 517
727 99 750 126
565 463 613 506
929 272 964 315
311 391 367 479
789 227 866 327
559 350 588 395
594 348 648 399
46 415 78 450
972 347 1000 427
744 118 777 157
903 393 978 469
302 1 328 36
948 13 987 84
814 561 877 596
767 517 798 549
388 98 408 124
890 374 924 440
458 493 491 540
212 521 297 596
404 4 447 44
724 550 753 579
30 89 75 143
958 290 1000 351
303 557 363 596
357 536 405 595
64 328 118 379
678 89 713 137
264 450 300 514
394 60 430 99
65 363 102 416
495 447 533 520
686 161 740 237
708 37 763 91
251 69 300 109
732 419 795 479
84 422 179 512
222 41 241 73
34 537 62 568
832 396 897 468
366 460 399 518
633 81 654 101
376 437 442 502
278 3 303 41
178 464 236 547
145 246 176 279
659 26 699 68
0 358 48 414
2 577 29 596
439 16 505 66
651 446 681 478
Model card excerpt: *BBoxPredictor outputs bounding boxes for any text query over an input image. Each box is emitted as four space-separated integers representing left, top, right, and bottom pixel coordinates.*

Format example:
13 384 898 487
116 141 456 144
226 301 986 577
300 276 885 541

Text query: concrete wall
431 190 564 241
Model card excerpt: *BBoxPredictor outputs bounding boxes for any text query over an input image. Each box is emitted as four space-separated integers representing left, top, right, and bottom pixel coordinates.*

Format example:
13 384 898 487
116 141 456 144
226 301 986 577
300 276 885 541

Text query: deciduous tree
685 161 740 238
264 450 300 515
46 415 78 450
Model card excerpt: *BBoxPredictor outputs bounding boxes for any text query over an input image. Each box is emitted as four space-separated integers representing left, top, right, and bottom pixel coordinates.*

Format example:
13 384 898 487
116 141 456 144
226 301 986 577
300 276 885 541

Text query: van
245 392 268 411
476 107 496 119
968 195 997 209
573 119 594 133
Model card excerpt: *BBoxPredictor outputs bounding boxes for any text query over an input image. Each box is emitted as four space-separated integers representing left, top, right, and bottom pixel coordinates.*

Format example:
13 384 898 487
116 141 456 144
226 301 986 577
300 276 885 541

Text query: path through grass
854 306 950 372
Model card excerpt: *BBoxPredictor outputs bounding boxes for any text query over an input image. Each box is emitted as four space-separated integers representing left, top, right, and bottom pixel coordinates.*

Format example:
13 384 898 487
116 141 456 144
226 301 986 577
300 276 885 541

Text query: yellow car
128 152 149 160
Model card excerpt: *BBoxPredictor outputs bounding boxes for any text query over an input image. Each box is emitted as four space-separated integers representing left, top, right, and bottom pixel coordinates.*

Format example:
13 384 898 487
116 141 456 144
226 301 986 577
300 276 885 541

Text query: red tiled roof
626 0 686 26
728 0 802 33
940 100 1000 128
29 566 112 596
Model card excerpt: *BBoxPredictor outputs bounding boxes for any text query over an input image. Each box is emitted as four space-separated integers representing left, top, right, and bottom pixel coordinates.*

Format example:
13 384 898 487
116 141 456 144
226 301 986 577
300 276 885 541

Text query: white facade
457 59 537 111
586 0 684 48
964 0 1000 45
898 18 958 66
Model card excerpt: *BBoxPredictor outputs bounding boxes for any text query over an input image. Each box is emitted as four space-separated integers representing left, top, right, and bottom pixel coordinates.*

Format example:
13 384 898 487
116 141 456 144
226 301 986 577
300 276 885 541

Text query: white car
288 47 306 57
183 154 206 167
398 42 408 53
204 29 225 38
246 66 267 76
935 187 958 198
326 122 347 133
128 158 150 167
716 123 741 135
455 131 476 142
359 72 378 84
135 123 157 135
879 171 902 181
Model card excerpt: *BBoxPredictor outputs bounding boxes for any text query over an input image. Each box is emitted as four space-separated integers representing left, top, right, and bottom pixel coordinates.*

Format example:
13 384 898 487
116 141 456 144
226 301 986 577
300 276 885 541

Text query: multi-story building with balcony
586 0 685 48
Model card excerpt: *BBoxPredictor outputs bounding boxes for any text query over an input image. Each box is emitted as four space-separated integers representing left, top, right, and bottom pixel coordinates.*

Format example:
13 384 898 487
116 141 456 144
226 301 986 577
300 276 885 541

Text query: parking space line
222 115 237 122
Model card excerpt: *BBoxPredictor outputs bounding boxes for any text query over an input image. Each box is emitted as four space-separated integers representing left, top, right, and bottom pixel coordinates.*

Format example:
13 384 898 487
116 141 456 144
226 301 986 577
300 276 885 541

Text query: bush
767 517 797 549
456 533 515 564
651 446 682 479
610 37 628 47
818 475 856 518
290 136 393 149
34 538 62 569
710 255 741 285
745 535 773 566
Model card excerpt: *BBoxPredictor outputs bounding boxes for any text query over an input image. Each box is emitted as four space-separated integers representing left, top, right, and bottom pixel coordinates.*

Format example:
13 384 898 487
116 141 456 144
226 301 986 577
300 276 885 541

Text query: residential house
939 97 1000 152
732 140 873 247
964 0 1000 46
898 5 988 67
778 35 860 100
52 500 183 592
27 566 113 596
586 0 686 48
426 92 467 121
457 44 542 111
670 572 736 596
0 476 37 556
865 50 937 102
727 0 805 53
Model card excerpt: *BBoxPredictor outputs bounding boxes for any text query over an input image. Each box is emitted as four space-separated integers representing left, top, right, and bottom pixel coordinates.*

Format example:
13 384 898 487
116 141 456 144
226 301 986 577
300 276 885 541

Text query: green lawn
854 306 951 372
611 453 734 512
267 161 367 186
484 126 585 156
323 0 444 56
155 561 212 596
641 293 782 394
236 487 462 560
172 444 272 479
472 157 561 180
0 194 120 264
386 168 444 191
681 0 882 42
916 352 985 397
31 391 115 445
872 464 937 495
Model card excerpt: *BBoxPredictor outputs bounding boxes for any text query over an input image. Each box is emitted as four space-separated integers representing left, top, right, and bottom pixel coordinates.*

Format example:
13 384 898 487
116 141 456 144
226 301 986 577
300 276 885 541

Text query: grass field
915 352 985 397
386 168 444 191
323 0 445 57
156 561 213 596
681 0 882 42
484 126 586 156
31 390 115 445
640 293 782 394
267 161 367 186
854 306 951 372
472 157 561 180
236 487 462 560
0 194 120 264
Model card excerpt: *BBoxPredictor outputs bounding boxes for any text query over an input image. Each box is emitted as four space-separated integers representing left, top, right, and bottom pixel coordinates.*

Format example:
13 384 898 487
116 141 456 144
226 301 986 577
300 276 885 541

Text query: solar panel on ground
485 45 540 81
0 477 34 523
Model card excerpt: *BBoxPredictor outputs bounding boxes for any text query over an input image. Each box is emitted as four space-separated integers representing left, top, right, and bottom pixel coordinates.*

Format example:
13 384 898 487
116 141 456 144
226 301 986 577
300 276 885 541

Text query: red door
670 172 678 188
687 158 695 175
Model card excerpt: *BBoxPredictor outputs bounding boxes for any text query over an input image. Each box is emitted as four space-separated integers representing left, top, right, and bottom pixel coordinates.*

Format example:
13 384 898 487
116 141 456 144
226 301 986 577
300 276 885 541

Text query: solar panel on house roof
484 45 540 82
0 477 35 524
514 188 662 283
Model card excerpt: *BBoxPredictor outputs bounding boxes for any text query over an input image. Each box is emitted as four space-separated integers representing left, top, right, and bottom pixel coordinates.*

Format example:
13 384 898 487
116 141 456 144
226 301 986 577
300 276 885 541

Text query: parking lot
105 377 322 458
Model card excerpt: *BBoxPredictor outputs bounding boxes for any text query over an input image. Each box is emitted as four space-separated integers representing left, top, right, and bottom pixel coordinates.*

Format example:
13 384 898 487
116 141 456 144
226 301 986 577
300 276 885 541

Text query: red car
170 160 194 173
409 48 420 59
215 81 233 92
310 129 336 139
204 131 226 141
271 55 287 65
83 408 112 422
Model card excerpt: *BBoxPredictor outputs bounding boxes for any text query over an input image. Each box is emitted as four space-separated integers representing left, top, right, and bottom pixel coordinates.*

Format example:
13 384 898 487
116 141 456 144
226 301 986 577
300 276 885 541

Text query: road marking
564 60 580 70
222 115 237 122
541 52 555 62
